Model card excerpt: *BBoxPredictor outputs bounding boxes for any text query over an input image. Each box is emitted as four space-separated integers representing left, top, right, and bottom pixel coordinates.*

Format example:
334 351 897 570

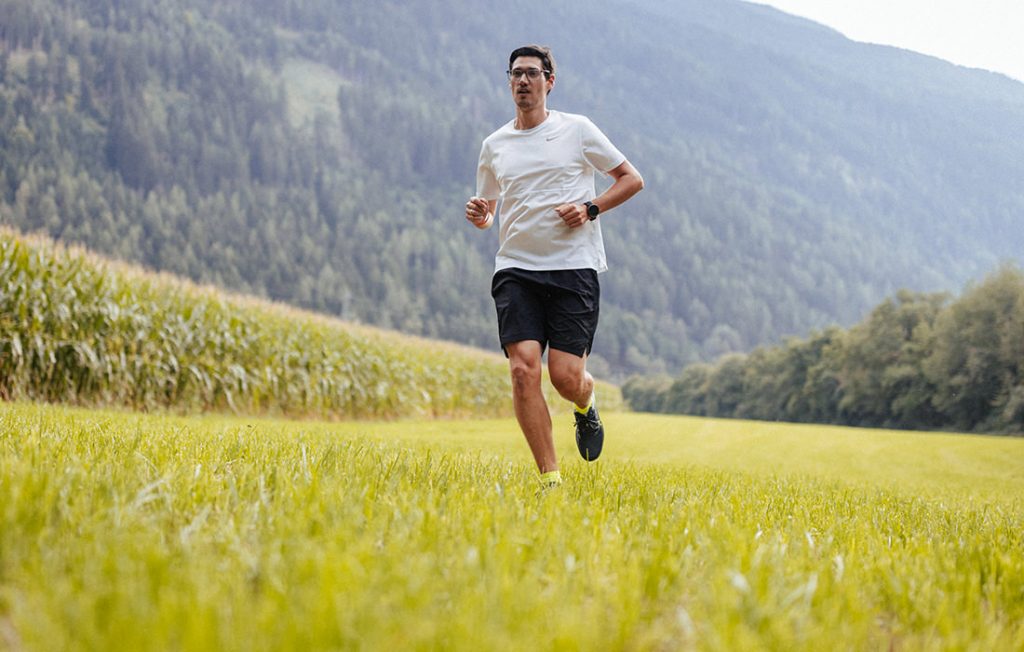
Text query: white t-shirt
476 110 625 273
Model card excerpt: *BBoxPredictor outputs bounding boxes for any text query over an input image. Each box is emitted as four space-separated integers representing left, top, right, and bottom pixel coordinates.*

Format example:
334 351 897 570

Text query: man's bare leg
505 340 558 473
549 348 604 461
547 348 594 408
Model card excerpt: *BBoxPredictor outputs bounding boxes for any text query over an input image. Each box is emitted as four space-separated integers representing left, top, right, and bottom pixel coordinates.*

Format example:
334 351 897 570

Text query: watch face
587 202 600 218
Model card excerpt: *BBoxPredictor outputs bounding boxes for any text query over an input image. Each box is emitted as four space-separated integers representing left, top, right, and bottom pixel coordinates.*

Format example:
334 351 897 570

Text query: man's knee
549 362 586 399
510 358 542 387
507 344 543 392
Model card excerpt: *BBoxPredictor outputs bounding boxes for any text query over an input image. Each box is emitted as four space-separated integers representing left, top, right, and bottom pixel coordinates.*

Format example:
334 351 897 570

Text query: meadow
2 400 1022 651
2 228 1022 649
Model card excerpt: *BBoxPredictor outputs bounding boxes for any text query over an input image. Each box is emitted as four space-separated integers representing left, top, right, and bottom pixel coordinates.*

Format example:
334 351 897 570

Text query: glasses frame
506 68 551 82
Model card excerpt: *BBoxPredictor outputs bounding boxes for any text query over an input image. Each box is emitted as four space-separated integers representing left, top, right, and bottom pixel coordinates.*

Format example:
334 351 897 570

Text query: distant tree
703 354 746 416
925 266 1024 432
621 374 673 413
662 363 713 416
832 290 947 428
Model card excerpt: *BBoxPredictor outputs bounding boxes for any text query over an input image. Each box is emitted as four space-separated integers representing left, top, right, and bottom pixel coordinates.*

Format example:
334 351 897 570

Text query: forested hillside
3 0 1023 380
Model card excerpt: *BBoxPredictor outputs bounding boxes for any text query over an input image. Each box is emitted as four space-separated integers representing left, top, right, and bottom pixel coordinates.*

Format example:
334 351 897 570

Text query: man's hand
466 196 493 228
555 161 644 229
555 203 589 229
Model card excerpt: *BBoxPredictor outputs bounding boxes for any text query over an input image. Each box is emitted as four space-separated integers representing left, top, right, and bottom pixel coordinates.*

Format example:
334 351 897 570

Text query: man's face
509 56 553 110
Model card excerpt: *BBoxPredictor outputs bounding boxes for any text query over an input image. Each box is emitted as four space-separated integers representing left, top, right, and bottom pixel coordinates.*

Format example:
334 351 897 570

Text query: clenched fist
465 196 493 228
555 203 588 229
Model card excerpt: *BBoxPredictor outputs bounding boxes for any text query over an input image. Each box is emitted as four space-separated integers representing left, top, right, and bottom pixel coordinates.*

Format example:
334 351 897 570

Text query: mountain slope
2 0 1022 380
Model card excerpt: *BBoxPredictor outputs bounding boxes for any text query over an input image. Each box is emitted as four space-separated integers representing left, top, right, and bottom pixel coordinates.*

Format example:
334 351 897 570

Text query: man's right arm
471 140 499 229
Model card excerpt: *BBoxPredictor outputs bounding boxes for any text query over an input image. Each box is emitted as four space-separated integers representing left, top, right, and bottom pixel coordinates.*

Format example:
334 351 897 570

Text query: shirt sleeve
476 141 500 200
580 117 626 173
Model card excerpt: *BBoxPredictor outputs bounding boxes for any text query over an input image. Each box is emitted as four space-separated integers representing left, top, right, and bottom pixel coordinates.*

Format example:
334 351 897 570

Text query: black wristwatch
584 201 600 221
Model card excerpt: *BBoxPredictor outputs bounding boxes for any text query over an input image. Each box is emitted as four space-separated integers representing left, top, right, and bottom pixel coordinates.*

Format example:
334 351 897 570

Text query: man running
465 45 644 489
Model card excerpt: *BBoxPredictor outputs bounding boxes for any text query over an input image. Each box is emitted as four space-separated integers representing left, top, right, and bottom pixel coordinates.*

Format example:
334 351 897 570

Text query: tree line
623 266 1024 434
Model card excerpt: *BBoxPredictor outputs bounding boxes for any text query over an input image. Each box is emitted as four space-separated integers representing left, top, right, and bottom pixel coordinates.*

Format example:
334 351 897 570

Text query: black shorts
491 268 600 358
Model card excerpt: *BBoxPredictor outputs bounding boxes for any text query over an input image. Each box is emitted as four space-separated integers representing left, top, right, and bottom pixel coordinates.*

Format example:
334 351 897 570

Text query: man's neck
514 107 550 130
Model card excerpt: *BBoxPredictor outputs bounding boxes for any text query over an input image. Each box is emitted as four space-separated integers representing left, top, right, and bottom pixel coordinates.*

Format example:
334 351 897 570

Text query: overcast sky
747 0 1024 83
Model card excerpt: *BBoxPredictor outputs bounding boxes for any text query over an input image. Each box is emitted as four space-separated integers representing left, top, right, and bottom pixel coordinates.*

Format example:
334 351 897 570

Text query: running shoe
574 404 604 461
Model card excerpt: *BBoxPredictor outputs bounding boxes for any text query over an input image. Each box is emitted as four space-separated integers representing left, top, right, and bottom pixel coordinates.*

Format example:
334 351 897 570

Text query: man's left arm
555 160 644 228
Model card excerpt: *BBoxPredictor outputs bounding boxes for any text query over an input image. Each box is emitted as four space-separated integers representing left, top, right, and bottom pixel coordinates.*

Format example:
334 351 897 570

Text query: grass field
2 401 1022 651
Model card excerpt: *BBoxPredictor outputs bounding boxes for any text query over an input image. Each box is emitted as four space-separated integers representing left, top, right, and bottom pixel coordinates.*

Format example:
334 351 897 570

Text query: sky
747 0 1024 83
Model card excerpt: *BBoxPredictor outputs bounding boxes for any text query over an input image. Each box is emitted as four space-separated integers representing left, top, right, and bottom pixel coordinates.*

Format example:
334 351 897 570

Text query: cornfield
0 228 621 418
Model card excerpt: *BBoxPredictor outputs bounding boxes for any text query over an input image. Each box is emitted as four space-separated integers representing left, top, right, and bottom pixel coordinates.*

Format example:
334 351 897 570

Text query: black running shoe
574 405 604 461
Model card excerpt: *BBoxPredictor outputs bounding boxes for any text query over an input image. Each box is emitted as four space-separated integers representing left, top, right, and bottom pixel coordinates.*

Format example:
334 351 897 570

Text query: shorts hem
548 342 592 358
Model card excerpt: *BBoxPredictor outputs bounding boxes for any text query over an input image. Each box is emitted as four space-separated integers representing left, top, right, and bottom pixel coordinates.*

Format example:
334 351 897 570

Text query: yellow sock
574 392 594 415
539 470 562 486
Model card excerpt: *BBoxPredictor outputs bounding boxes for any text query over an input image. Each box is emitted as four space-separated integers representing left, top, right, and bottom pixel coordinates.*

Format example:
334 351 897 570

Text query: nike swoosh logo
546 135 560 141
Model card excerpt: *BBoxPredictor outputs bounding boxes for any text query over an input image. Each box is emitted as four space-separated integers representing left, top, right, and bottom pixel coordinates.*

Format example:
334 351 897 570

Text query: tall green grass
0 228 621 419
2 401 1022 651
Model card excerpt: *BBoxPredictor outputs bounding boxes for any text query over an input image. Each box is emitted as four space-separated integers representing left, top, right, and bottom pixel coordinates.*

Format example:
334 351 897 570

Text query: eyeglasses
507 68 550 81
